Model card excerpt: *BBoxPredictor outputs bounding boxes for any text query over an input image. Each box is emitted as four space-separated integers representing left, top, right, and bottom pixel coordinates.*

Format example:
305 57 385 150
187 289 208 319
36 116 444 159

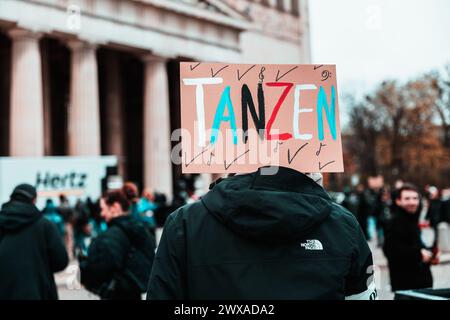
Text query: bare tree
347 98 383 177
346 71 448 188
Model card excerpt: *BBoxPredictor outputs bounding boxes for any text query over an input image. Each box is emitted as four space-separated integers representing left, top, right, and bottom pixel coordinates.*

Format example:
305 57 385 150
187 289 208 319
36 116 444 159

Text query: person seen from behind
147 166 377 300
79 189 156 300
0 184 68 299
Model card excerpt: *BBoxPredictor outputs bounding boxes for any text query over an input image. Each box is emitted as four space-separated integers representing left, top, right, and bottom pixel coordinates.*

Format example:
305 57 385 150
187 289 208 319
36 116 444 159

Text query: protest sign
180 63 343 173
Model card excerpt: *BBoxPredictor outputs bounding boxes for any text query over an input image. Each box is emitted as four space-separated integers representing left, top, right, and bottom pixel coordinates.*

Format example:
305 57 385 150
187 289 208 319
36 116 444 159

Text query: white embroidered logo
300 240 323 251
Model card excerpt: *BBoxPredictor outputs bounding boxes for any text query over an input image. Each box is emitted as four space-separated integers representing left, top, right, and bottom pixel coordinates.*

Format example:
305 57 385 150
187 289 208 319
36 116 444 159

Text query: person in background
375 188 393 247
383 184 437 292
137 188 157 234
86 197 99 219
58 194 74 260
425 186 442 251
79 189 155 300
122 182 156 234
341 186 359 219
372 187 389 247
170 179 189 212
122 181 140 218
74 198 89 221
0 184 68 299
88 198 107 238
153 192 170 228
42 199 65 237
356 184 370 240
73 213 93 259
441 189 450 224
390 179 404 212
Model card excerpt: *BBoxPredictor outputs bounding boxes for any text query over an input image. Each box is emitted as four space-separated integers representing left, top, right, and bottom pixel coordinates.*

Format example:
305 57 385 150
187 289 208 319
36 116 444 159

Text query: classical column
9 29 44 156
0 34 10 156
143 56 173 200
103 50 125 175
41 40 52 155
67 40 100 156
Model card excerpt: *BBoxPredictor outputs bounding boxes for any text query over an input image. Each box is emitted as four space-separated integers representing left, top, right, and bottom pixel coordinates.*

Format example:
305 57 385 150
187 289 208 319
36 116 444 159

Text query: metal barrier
395 288 450 300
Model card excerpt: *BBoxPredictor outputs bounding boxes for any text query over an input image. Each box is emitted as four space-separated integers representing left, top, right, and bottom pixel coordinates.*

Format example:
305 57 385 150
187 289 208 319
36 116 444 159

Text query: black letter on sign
241 83 265 143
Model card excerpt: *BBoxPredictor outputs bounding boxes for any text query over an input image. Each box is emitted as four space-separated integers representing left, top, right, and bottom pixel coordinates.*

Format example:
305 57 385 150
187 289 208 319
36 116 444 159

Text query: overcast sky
309 0 450 107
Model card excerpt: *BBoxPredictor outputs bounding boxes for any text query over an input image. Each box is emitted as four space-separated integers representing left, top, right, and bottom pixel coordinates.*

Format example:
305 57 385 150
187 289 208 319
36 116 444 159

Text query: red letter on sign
265 82 293 140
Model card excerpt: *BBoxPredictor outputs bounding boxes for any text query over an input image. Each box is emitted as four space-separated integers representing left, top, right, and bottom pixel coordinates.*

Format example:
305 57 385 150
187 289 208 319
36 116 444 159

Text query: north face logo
300 240 323 250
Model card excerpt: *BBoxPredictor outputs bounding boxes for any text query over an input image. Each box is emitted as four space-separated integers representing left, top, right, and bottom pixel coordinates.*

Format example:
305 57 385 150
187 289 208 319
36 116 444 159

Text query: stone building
0 0 311 198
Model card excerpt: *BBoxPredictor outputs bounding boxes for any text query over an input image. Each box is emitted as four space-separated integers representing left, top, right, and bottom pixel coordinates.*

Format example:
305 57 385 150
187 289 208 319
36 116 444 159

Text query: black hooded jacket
79 215 156 299
147 167 375 300
0 200 69 300
383 206 433 291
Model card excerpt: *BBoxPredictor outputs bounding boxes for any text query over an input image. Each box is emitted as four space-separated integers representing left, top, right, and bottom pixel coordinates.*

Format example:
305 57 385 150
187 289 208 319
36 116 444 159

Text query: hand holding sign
180 63 343 173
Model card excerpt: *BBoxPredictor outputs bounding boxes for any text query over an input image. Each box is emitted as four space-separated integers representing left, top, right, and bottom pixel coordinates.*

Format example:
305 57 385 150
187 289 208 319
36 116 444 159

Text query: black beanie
11 184 37 203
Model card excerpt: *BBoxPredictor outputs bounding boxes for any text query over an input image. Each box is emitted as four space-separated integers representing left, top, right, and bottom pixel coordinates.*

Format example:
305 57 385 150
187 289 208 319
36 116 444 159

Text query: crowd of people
339 181 450 249
1 169 449 300
38 177 201 261
339 180 450 292
0 175 200 300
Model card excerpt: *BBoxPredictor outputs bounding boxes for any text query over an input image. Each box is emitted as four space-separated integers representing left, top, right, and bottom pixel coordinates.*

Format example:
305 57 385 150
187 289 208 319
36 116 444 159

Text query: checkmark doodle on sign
318 160 335 170
224 150 250 170
190 62 201 71
287 143 309 164
275 66 298 81
237 65 256 81
211 65 229 77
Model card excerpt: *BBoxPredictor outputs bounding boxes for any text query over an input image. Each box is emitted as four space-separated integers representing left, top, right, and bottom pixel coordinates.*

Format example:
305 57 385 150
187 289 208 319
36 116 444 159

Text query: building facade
0 0 311 198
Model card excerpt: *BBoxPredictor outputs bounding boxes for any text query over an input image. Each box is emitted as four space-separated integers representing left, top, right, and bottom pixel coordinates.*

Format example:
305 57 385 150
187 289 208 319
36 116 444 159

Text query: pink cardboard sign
180 63 344 173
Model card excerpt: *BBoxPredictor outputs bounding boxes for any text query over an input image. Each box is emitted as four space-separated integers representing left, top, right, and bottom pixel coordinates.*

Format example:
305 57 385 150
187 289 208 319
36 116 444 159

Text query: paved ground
57 227 450 300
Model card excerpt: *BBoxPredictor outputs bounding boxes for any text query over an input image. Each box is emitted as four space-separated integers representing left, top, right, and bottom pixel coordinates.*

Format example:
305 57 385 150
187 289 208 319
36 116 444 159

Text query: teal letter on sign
317 85 337 141
211 86 238 145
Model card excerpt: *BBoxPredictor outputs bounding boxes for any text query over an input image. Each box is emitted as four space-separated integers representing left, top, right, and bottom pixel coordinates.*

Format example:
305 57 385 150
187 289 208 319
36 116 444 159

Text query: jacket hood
202 167 333 243
0 200 42 232
109 215 149 245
